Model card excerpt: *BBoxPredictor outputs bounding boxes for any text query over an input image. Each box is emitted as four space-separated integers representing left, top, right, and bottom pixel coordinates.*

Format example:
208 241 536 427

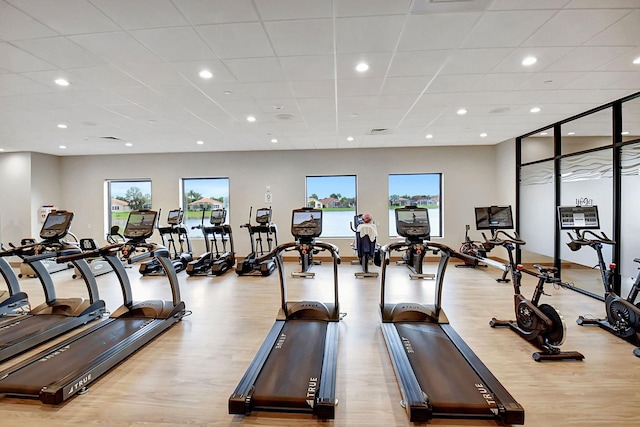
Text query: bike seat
533 264 557 274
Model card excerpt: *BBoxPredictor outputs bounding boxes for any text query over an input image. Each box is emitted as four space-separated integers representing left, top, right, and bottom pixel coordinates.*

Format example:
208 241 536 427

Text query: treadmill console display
166 209 183 225
558 205 600 229
123 210 157 239
475 206 514 230
210 208 226 225
255 208 272 225
395 207 430 239
39 210 74 240
291 208 322 238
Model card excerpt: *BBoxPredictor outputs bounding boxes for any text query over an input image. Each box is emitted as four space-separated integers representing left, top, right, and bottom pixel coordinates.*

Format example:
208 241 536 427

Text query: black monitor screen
558 205 600 230
256 208 271 225
39 211 74 239
475 206 514 230
166 209 183 225
353 214 364 227
395 207 430 239
210 208 226 225
123 210 157 239
291 209 322 238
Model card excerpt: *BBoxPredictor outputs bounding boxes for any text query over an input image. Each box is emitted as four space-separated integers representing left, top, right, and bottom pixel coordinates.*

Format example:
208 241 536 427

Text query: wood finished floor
0 259 638 427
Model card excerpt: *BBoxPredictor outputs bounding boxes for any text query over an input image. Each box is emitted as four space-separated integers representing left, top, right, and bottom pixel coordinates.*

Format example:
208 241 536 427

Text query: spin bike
565 222 640 358
456 224 489 268
186 208 235 276
488 230 584 361
235 207 278 276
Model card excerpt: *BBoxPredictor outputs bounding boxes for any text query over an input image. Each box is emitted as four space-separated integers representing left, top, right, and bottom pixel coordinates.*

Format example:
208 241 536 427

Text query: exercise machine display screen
256 208 271 225
558 205 600 230
39 210 74 239
166 209 183 225
291 208 322 238
210 208 226 225
123 210 157 239
475 206 513 230
395 207 430 239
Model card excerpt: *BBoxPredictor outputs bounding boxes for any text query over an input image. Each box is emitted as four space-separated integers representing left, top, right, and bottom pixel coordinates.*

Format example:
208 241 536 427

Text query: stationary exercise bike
139 208 192 275
560 205 640 357
456 224 488 268
488 223 583 361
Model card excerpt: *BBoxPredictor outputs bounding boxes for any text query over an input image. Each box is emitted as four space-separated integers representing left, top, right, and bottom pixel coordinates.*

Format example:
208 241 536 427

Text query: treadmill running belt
0 318 151 396
252 320 327 410
0 315 69 349
395 323 498 416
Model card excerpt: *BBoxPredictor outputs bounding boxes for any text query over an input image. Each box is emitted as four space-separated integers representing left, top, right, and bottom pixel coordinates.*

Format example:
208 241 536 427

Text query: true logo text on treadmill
275 333 286 349
39 345 71 362
475 383 496 406
68 374 92 395
401 337 415 354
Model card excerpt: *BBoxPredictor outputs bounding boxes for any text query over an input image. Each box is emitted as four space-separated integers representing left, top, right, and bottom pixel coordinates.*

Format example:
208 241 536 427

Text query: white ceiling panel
196 23 273 59
0 1 638 155
131 27 216 62
173 0 259 25
264 19 334 56
91 0 187 30
6 0 120 35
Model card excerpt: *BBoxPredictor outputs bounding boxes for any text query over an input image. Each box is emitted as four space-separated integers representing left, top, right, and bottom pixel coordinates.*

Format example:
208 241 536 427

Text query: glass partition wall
517 92 640 299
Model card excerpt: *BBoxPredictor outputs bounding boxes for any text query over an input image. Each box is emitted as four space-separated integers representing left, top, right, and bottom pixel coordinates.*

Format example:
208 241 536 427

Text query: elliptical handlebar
255 240 341 265
381 240 475 266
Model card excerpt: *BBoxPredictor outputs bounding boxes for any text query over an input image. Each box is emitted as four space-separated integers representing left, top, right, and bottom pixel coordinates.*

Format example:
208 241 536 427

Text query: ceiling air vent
370 128 390 135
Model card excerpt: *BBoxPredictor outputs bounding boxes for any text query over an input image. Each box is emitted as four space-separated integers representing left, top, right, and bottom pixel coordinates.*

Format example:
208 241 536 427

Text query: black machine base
491 318 584 361
577 316 640 358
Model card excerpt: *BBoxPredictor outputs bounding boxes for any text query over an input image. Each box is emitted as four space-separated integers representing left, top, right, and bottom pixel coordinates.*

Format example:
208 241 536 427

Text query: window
389 174 442 237
182 178 230 238
107 180 152 233
306 175 356 237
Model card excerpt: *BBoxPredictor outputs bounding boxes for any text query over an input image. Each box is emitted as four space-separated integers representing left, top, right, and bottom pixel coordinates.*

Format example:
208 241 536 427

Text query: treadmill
0 210 106 363
0 255 30 317
229 207 341 419
380 206 525 424
0 209 187 404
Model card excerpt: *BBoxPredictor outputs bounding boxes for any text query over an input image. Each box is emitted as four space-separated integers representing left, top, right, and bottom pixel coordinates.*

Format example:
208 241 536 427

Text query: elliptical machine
488 206 583 361
186 208 235 276
350 213 378 278
561 205 640 358
235 207 278 276
139 209 192 275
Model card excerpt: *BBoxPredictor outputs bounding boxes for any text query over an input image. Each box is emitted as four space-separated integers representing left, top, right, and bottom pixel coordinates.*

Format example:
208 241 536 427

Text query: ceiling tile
387 50 450 77
69 32 161 64
545 46 632 72
336 0 411 17
0 42 55 72
13 37 106 69
280 55 334 81
196 23 273 59
335 15 406 53
587 10 640 46
398 13 482 51
461 10 557 48
254 0 331 20
173 0 259 25
223 57 286 82
441 48 513 74
0 1 57 40
91 0 188 30
264 19 333 56
488 0 571 10
131 27 216 62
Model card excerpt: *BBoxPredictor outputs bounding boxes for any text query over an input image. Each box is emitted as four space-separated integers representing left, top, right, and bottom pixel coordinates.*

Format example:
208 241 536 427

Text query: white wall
58 145 501 257
29 153 62 237
0 152 32 245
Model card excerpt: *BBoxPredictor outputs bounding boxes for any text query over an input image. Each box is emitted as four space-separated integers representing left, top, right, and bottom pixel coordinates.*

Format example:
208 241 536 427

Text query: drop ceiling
0 0 639 156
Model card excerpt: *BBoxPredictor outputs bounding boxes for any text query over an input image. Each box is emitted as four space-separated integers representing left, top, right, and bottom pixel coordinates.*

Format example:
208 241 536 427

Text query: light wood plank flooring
0 259 638 427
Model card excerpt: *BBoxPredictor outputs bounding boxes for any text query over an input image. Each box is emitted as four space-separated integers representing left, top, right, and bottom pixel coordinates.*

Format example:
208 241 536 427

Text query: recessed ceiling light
59 145 67 149
246 115 256 122
355 62 369 72
425 134 433 139
567 132 575 135
0 148 4 152
57 123 67 129
196 140 204 145
271 138 278 143
621 131 630 135
633 57 640 65
54 78 70 86
347 136 354 142
480 133 488 138
522 56 537 66
530 107 541 113
540 132 548 136
457 108 467 115
125 143 133 147
199 69 213 79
